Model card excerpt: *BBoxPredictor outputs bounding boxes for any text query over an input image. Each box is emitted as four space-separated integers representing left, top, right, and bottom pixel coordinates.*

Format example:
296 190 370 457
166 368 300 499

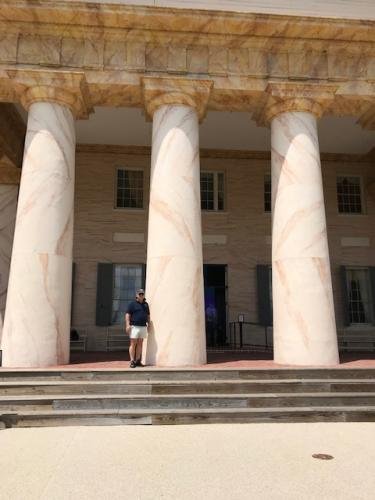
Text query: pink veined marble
271 110 339 366
144 104 207 367
2 102 76 368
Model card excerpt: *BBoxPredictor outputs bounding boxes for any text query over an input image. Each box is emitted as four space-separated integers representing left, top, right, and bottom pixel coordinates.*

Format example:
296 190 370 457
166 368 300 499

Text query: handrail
228 321 272 350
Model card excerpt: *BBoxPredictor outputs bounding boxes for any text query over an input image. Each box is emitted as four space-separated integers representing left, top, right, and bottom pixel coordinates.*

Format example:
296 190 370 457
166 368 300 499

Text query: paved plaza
1 422 375 500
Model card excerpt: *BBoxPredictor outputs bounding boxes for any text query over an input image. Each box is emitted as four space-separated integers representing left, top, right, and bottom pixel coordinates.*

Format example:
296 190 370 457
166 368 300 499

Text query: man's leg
135 339 144 364
129 339 137 362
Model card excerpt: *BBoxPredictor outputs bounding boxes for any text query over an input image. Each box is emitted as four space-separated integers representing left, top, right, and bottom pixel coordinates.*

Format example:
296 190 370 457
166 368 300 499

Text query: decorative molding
142 77 213 121
255 82 338 125
3 69 93 119
203 234 227 245
113 232 145 243
341 237 370 248
75 143 375 163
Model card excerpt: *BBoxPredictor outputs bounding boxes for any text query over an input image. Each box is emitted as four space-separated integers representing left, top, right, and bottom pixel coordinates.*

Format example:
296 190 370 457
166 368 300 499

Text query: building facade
0 0 374 367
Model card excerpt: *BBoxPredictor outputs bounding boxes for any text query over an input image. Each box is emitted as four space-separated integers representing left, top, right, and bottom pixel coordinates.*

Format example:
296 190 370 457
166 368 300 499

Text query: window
264 174 271 212
112 264 144 324
116 169 144 209
201 172 225 211
346 268 373 324
337 176 362 214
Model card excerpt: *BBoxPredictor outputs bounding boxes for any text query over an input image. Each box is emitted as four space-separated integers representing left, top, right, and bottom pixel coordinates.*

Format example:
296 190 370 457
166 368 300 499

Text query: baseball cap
136 288 145 294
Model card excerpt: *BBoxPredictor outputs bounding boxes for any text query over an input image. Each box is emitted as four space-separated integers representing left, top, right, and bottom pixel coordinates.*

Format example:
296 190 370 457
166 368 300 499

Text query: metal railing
228 321 272 351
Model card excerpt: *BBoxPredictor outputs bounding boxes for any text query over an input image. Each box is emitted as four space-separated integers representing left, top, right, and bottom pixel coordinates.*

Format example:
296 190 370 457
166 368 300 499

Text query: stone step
1 368 375 382
2 406 375 428
1 379 375 396
1 392 375 412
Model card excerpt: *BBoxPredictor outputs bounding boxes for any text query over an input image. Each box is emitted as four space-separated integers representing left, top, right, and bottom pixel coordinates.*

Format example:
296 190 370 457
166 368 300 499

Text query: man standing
125 289 150 368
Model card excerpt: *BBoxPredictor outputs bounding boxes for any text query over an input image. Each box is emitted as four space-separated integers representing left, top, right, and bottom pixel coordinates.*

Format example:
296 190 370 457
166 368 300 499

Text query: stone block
248 49 268 77
168 46 187 72
187 46 209 74
228 48 249 74
145 45 168 71
0 34 18 63
127 42 146 70
288 51 328 79
104 41 127 69
268 52 288 77
208 47 228 74
61 38 85 67
328 51 367 80
18 35 61 66
84 39 104 69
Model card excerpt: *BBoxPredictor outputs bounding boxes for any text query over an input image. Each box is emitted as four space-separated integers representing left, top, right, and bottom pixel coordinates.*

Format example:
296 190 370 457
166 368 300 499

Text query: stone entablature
0 1 374 127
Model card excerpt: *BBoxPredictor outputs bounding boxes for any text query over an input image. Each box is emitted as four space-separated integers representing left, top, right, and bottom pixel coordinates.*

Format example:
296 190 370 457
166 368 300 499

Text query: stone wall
73 145 375 350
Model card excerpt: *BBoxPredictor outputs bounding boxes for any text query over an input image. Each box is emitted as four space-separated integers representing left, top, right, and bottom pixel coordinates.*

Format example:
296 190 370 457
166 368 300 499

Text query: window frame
345 266 373 326
336 175 366 216
200 171 226 212
114 166 145 211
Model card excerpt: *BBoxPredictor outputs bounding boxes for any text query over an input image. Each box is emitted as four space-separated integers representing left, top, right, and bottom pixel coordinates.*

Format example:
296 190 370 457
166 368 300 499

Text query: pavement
1 422 375 499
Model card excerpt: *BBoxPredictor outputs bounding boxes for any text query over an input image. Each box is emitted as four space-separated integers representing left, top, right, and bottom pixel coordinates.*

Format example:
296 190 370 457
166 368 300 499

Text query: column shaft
2 102 76 367
271 111 339 366
0 185 17 341
145 104 206 366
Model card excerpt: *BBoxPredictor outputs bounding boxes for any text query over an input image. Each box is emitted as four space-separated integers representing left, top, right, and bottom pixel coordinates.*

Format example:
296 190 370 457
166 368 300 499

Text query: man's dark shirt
126 300 150 326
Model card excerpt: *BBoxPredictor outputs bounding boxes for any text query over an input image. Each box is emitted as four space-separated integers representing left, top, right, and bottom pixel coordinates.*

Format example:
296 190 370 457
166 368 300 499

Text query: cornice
0 2 374 43
75 143 374 163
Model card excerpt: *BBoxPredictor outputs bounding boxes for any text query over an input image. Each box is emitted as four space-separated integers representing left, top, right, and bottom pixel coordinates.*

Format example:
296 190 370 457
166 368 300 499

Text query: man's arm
125 312 131 334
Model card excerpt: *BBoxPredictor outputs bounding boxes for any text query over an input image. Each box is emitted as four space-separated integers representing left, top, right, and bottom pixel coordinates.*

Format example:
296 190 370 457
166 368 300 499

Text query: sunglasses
138 293 144 296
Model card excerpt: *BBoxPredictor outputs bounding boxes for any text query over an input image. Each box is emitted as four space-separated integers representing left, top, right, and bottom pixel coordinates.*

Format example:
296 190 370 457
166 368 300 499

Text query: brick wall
73 145 375 350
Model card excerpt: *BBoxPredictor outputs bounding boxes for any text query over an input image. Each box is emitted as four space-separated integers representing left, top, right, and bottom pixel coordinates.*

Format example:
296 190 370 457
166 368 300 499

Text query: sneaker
135 359 144 367
130 360 136 368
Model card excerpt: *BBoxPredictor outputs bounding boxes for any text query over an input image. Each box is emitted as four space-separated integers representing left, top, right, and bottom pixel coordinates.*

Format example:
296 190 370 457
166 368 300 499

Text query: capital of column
142 77 213 122
10 69 93 119
255 82 337 126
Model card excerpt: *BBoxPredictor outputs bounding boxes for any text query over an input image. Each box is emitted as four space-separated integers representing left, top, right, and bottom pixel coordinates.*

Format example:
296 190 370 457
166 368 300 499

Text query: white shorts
130 325 148 339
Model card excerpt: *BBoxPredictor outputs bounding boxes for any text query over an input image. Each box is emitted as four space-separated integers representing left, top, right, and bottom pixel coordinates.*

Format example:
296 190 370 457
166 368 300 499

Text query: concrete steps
0 368 375 427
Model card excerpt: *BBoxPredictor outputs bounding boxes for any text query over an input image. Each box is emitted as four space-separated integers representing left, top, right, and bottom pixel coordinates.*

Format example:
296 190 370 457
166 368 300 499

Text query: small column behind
2 95 77 367
269 101 339 366
143 78 212 366
0 182 18 342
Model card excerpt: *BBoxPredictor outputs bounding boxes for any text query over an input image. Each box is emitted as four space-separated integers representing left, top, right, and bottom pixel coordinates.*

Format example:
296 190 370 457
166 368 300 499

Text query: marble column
2 100 76 367
144 104 206 366
270 105 339 366
0 184 18 343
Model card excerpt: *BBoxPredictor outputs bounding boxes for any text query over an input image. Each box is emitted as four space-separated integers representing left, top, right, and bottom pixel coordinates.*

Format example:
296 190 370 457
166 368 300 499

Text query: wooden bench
70 328 87 352
338 334 375 352
106 328 129 351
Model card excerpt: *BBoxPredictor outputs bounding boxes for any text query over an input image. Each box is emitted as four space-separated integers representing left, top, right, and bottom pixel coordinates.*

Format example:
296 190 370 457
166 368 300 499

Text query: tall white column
271 108 339 366
2 100 76 367
145 104 206 366
0 184 18 342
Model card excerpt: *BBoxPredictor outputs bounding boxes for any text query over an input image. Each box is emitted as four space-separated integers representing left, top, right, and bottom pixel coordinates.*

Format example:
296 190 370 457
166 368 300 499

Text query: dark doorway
203 264 227 348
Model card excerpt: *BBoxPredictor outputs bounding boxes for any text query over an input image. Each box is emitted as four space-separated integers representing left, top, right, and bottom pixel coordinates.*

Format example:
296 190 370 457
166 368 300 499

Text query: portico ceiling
75 106 375 154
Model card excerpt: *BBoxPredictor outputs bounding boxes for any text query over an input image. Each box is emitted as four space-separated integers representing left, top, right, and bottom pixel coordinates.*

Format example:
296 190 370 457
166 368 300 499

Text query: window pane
264 174 271 212
111 264 144 324
116 169 144 209
200 172 224 211
337 177 362 214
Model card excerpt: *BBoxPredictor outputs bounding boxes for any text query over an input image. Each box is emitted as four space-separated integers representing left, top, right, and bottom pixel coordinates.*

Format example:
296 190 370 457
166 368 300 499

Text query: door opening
203 264 227 348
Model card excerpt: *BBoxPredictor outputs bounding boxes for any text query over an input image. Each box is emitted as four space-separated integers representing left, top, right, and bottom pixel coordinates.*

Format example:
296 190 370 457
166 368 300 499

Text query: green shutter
257 265 272 327
369 267 375 325
340 265 350 327
96 263 114 326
